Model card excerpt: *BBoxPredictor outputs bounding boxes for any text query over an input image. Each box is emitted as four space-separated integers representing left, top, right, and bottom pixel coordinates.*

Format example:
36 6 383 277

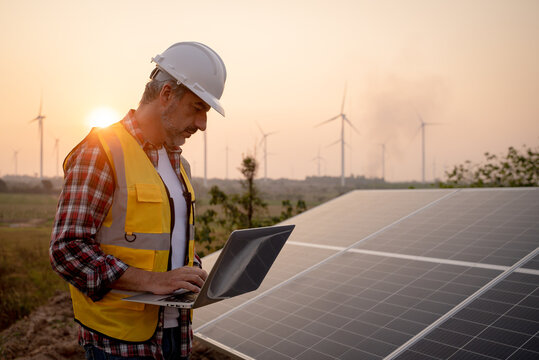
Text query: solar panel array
193 188 539 359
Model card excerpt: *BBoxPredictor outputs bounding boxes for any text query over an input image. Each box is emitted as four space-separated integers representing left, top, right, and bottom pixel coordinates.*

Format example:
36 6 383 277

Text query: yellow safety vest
67 122 196 342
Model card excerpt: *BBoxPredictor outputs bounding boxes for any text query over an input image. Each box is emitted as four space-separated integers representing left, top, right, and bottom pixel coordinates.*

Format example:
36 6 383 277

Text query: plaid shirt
50 110 194 359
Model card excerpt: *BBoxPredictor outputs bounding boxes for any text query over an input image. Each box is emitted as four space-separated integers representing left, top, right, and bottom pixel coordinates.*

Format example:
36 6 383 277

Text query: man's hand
112 266 208 294
148 266 208 294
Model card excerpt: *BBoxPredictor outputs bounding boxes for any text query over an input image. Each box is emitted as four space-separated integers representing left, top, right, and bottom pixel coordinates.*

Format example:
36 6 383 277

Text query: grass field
0 226 67 331
0 193 65 331
0 193 58 226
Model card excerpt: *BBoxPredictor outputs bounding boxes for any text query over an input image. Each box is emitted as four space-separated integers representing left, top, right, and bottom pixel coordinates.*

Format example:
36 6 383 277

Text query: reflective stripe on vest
68 122 196 342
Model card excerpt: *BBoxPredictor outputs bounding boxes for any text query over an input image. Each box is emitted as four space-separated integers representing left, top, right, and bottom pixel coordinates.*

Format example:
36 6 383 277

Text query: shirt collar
121 109 182 154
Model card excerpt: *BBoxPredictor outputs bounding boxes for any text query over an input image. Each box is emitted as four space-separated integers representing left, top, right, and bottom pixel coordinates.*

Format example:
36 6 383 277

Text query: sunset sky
1 0 537 182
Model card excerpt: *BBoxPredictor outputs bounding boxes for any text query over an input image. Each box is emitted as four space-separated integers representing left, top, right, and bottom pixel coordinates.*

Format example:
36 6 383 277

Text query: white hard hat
151 42 227 116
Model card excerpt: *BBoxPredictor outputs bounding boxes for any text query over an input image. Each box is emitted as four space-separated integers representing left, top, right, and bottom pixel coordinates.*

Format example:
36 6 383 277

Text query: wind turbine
256 122 278 180
315 85 359 186
415 112 442 183
30 94 45 179
312 147 325 176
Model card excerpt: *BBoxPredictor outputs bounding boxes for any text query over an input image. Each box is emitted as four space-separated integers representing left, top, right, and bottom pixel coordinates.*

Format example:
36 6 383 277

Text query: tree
195 155 310 255
442 145 538 187
237 156 267 227
195 155 268 254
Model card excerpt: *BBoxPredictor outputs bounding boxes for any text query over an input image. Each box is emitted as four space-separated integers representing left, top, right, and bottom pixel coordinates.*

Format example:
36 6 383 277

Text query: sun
86 107 120 128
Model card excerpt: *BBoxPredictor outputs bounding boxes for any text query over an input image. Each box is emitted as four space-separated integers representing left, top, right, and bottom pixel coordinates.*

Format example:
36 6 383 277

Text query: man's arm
49 140 127 301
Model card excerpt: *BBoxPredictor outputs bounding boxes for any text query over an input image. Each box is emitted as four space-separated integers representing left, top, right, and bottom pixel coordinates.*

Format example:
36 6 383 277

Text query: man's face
161 90 210 146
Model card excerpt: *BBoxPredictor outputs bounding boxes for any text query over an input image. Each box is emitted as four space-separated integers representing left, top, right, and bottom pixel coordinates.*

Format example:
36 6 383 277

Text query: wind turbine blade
255 121 265 135
416 111 424 125
315 114 340 127
425 122 444 126
39 91 43 116
411 124 421 140
326 139 341 148
341 83 347 114
344 116 360 135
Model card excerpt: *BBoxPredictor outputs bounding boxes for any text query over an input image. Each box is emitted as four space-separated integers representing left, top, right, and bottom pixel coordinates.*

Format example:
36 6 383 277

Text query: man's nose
196 112 207 131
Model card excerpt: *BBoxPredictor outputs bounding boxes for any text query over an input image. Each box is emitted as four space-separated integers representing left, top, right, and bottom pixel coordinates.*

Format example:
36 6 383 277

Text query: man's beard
160 102 186 146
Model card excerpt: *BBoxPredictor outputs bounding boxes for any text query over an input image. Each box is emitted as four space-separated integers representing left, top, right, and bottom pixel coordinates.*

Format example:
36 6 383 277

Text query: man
50 42 227 360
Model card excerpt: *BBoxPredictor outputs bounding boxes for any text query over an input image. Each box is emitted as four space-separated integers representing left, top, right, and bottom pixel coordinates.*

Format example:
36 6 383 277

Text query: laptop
122 224 295 309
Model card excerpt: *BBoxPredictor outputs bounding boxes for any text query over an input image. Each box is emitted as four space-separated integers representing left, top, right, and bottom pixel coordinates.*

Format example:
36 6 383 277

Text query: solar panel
196 252 502 359
195 189 455 328
356 189 539 266
394 259 539 359
278 189 455 247
193 188 539 359
194 244 337 328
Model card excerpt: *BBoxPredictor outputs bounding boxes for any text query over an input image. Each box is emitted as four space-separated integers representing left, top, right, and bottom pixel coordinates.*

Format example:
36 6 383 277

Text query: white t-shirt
157 147 187 328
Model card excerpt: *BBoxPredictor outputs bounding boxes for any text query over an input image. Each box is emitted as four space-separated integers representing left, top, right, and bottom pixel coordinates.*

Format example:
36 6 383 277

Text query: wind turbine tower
312 147 325 176
256 122 278 180
30 95 45 179
315 86 358 187
417 113 442 183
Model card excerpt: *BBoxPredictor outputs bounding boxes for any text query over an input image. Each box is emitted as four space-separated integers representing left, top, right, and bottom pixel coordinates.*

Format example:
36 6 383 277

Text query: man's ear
159 83 173 106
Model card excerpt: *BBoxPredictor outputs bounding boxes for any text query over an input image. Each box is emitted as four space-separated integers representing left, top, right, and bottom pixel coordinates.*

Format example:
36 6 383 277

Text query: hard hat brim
187 83 225 117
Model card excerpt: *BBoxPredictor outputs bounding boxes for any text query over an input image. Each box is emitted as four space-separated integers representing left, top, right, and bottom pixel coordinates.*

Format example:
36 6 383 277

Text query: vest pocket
127 183 168 233
135 183 163 202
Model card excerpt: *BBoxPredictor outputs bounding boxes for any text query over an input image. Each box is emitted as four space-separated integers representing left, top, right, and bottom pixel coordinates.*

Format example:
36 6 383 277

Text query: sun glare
86 107 120 128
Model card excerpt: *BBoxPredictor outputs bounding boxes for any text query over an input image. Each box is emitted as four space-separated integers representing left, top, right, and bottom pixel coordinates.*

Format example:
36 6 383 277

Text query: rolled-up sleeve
49 139 128 301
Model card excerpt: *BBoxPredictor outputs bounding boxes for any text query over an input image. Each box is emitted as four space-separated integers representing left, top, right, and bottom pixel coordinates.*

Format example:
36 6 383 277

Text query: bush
442 145 538 187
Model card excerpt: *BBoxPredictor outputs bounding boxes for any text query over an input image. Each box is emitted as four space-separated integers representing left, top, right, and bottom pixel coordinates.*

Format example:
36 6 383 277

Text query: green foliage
207 155 268 229
270 199 308 224
195 156 309 256
441 145 538 188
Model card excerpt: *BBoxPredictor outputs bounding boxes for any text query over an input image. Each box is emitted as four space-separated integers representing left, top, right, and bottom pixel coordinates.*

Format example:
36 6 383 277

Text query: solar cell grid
279 189 453 247
196 252 501 359
395 272 539 360
356 189 539 266
522 254 539 271
193 244 336 328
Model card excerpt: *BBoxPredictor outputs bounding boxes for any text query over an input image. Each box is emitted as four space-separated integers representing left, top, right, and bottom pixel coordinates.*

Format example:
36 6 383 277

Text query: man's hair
139 69 188 105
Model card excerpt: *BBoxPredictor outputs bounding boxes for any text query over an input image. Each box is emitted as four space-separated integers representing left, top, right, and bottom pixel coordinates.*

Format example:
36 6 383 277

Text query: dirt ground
0 292 231 360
